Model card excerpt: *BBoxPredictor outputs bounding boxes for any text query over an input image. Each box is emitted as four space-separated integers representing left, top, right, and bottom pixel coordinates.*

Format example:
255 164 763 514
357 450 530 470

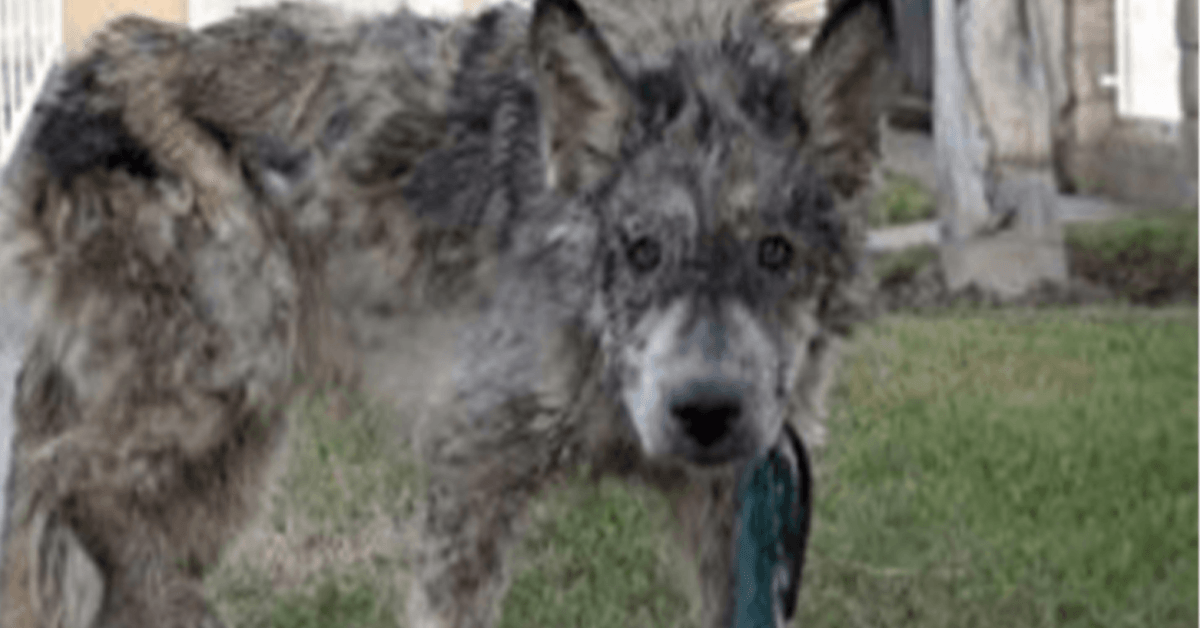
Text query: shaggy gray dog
0 0 919 626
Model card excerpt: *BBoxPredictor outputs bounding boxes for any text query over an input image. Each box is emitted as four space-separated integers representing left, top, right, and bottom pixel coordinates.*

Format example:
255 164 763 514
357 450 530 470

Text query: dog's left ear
785 0 908 198
530 0 633 195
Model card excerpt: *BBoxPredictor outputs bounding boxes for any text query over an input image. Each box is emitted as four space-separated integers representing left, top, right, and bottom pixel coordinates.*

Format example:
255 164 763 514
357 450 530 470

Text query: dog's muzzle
668 380 744 448
664 378 764 465
621 298 785 465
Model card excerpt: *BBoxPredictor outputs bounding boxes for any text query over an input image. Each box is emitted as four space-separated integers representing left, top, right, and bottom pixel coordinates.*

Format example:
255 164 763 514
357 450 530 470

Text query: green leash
732 425 811 628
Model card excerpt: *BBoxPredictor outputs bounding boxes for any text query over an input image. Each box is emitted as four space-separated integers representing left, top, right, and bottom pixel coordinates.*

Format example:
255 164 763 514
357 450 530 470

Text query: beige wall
65 0 186 54
1064 0 1197 207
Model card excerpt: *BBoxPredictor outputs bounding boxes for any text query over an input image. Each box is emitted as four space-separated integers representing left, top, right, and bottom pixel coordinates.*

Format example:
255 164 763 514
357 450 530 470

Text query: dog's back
0 6 497 626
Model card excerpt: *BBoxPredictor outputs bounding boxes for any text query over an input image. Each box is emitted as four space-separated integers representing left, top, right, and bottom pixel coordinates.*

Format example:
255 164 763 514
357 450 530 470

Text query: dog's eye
627 236 662 273
758 235 793 271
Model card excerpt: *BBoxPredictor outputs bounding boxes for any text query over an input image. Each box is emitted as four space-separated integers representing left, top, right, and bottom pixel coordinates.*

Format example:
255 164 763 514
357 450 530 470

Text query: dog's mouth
673 435 762 466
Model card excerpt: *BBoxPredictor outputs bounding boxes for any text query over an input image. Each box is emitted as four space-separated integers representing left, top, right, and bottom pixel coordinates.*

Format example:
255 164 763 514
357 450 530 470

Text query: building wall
55 0 1199 208
1065 0 1197 208
1069 0 1117 148
65 0 186 53
190 0 533 27
190 0 481 28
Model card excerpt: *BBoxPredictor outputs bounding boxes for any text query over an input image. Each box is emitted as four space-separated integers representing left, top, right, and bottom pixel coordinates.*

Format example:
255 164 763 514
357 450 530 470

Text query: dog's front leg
409 400 575 628
666 425 813 628
665 469 741 628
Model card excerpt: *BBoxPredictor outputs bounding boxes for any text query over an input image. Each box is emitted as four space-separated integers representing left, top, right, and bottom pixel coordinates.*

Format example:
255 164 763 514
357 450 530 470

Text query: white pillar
933 0 1067 297
1180 0 1198 180
933 0 990 242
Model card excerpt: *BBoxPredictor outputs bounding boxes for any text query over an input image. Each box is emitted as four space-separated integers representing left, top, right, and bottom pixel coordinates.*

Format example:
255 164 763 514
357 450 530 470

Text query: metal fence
1 0 61 168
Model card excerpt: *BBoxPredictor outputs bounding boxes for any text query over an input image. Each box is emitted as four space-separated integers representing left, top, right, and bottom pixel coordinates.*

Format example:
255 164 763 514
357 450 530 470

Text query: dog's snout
669 385 743 447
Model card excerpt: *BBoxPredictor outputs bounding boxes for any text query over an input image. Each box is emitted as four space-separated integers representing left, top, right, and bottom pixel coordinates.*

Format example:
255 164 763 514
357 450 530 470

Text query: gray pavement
863 194 1146 252
866 126 1152 253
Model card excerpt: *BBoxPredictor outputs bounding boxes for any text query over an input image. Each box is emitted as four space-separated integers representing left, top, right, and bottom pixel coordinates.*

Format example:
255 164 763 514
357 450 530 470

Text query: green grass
498 306 1197 628
205 306 1197 627
1065 210 1197 302
499 476 698 628
275 387 423 532
1065 210 1198 267
204 387 419 628
209 564 403 628
800 306 1197 627
870 175 937 228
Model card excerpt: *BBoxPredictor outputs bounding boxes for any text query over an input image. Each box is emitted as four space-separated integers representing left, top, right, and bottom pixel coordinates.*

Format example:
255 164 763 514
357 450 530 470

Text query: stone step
866 220 941 252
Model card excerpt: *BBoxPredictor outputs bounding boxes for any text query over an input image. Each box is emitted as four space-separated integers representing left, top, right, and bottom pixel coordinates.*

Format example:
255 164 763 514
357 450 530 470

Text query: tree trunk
934 0 1068 297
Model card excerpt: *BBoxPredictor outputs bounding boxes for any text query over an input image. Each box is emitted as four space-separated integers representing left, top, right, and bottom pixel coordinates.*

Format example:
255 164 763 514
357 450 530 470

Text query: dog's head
529 0 902 466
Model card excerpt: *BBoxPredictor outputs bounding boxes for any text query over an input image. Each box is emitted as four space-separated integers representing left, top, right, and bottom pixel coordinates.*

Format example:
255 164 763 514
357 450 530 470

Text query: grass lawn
870 207 1198 305
205 305 1197 627
869 174 937 228
1065 210 1198 303
1064 211 1197 265
205 388 420 628
798 305 1197 628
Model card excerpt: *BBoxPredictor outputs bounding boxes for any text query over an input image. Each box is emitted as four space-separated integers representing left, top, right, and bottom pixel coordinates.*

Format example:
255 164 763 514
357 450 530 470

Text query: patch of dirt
1067 245 1198 306
871 243 1196 314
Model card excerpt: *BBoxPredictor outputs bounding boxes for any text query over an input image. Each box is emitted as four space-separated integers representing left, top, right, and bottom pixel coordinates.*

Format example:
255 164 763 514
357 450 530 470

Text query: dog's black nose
669 386 743 447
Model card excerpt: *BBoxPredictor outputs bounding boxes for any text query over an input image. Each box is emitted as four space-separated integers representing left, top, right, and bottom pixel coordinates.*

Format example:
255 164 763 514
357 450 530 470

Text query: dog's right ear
531 0 633 195
791 0 905 199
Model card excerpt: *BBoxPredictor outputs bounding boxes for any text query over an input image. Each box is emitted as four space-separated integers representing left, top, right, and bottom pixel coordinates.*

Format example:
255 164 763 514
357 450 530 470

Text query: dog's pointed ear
793 0 904 198
531 0 633 195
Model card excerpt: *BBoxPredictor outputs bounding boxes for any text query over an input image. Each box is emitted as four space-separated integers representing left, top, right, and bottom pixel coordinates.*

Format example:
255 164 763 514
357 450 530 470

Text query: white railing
0 0 62 168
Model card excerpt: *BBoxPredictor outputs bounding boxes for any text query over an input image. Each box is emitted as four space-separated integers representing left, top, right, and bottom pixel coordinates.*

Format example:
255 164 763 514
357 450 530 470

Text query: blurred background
0 0 1193 208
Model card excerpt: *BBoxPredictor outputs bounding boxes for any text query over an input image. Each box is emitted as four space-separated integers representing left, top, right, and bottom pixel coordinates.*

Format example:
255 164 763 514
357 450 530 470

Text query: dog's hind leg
0 337 264 628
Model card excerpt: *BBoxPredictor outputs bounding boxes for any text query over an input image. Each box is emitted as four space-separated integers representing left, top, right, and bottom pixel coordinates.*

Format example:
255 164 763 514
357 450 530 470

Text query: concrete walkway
865 194 1149 252
867 126 1155 253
